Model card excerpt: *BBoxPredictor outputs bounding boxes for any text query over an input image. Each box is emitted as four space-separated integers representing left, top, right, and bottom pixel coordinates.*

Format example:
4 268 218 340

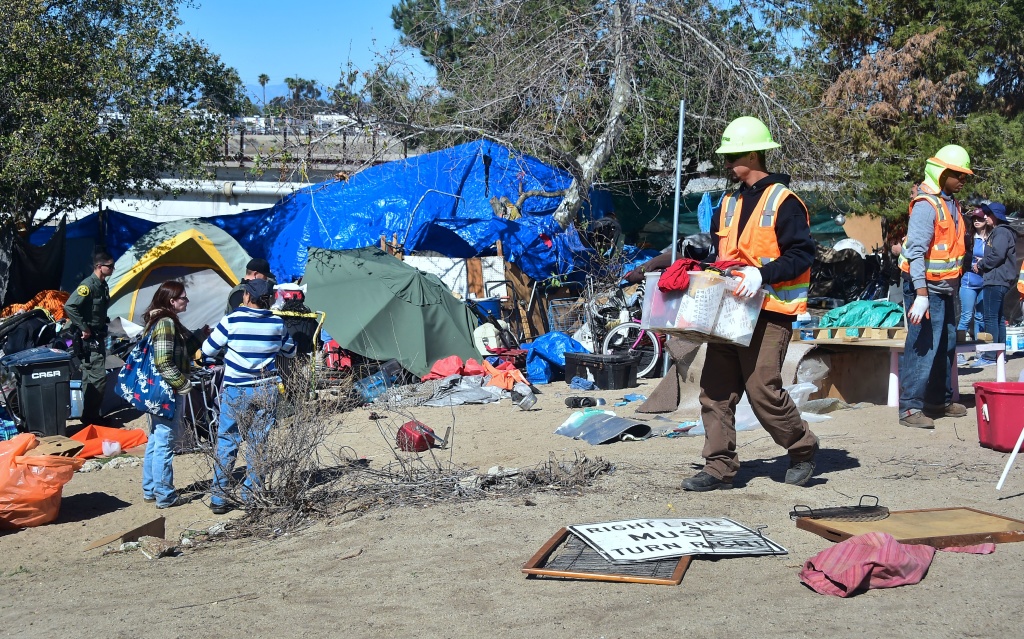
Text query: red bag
396 421 441 452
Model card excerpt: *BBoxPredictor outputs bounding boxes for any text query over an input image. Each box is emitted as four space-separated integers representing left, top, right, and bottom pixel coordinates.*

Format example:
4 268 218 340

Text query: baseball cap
980 202 1008 224
244 278 273 299
246 258 272 278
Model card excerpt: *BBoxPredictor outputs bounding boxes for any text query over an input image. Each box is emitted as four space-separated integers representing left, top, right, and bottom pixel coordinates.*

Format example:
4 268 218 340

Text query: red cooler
973 382 1024 452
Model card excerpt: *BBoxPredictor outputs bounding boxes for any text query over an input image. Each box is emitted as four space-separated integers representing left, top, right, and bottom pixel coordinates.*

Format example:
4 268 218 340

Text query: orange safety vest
898 189 965 281
1017 262 1024 296
717 183 811 316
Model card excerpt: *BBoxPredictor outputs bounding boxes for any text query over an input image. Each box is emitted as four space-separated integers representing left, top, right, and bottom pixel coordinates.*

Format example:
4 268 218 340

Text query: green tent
304 247 480 377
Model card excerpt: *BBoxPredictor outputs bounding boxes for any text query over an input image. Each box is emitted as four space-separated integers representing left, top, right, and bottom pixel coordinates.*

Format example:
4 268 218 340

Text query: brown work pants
698 314 818 481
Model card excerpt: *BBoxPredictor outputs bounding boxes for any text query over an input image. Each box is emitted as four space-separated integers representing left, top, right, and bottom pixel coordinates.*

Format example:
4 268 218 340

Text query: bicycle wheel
601 322 662 378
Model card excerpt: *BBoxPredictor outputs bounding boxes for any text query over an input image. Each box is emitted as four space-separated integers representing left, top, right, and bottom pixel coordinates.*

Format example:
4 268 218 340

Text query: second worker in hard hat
682 116 819 492
896 145 972 428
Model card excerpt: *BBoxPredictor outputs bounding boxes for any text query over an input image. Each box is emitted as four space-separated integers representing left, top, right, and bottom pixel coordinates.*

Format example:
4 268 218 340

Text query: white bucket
1007 327 1024 355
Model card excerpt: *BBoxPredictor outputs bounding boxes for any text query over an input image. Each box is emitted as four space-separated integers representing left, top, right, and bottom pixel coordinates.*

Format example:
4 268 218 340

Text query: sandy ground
2 355 1024 639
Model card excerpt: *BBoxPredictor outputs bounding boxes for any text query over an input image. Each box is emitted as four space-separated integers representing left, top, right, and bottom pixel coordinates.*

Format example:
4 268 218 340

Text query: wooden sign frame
522 528 691 586
796 507 1024 548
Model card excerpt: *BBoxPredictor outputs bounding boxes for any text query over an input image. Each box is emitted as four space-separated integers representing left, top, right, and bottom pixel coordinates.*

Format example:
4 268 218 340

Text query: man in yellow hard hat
896 145 972 428
682 116 819 492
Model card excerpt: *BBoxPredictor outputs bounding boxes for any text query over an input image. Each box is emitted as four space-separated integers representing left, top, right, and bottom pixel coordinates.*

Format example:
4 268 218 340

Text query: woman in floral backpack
140 281 207 509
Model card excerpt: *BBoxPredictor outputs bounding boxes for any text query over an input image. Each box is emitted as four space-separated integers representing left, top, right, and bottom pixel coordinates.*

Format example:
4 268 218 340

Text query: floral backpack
115 332 175 418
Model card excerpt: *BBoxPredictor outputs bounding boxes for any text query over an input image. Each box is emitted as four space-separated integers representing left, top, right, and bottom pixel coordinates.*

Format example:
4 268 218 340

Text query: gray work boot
784 442 818 486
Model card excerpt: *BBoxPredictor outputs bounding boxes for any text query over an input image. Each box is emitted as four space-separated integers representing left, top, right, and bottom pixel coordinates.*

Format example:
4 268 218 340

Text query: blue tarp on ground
31 140 614 283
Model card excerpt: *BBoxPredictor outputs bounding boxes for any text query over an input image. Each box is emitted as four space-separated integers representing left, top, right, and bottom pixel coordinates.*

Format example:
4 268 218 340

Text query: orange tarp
70 425 148 459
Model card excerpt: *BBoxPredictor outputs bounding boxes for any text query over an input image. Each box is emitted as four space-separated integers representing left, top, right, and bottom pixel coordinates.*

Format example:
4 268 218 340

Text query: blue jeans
957 286 983 335
210 383 278 507
981 285 1009 361
899 281 955 415
142 395 184 507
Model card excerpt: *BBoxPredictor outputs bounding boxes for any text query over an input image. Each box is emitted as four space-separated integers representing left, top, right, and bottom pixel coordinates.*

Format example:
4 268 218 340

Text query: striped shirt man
201 306 296 386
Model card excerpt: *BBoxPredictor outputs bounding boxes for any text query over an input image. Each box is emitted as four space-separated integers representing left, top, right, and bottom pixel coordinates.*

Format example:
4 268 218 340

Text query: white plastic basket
640 271 764 347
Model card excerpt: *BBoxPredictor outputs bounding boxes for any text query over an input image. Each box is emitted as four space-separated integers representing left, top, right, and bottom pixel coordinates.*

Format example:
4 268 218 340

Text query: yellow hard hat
923 144 972 191
715 116 781 154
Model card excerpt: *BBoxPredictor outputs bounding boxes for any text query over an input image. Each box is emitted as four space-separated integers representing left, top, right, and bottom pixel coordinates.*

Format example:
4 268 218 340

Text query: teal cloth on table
818 300 905 337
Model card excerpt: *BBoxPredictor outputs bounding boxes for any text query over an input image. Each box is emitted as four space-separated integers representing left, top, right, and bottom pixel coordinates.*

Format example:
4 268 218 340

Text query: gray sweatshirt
978 224 1018 289
902 191 961 295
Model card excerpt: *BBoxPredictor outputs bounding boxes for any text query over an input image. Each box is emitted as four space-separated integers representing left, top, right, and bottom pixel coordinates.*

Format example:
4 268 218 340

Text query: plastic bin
0 347 72 437
973 382 1024 452
639 271 764 346
564 352 639 390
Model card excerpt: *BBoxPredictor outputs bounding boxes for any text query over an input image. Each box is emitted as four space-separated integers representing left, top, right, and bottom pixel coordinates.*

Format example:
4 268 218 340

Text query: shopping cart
176 365 223 454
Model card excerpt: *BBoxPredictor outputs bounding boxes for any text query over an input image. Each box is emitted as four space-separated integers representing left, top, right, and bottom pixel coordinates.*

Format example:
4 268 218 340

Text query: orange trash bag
0 433 84 529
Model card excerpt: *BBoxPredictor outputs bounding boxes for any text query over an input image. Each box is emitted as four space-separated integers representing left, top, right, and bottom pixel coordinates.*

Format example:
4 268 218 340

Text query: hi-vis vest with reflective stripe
717 183 811 316
898 191 965 282
1018 262 1024 296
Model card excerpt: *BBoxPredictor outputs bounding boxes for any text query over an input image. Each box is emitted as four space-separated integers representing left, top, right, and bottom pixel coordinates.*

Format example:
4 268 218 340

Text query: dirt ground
2 355 1024 639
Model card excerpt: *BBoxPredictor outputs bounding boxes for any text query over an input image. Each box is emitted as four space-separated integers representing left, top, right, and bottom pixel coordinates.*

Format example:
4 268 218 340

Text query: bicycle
580 276 665 378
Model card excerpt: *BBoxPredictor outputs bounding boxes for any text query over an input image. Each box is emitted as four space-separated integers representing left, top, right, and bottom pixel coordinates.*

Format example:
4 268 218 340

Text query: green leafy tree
804 0 1024 217
0 0 245 231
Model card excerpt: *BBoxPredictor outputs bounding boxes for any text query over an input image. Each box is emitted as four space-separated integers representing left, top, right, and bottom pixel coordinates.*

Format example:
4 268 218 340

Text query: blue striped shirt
201 307 297 386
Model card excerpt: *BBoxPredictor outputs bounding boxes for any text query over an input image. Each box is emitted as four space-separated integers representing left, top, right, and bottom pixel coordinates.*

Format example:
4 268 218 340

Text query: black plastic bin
564 352 639 390
0 347 72 436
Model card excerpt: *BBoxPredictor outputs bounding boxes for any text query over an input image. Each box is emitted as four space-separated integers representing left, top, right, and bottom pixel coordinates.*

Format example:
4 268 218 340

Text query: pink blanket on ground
800 532 995 597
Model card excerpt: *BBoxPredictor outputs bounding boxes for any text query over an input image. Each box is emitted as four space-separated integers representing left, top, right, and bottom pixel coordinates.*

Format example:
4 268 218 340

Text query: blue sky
177 1 428 101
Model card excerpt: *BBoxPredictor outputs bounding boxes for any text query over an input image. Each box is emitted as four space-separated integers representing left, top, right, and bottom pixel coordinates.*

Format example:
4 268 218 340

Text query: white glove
733 267 763 298
907 295 930 324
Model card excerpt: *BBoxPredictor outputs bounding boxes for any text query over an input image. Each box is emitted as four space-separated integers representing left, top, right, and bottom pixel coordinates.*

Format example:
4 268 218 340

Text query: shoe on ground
565 396 602 408
210 503 233 515
976 332 994 343
924 402 968 418
143 496 156 504
785 442 818 486
976 357 997 367
899 411 935 429
956 354 969 367
155 494 189 509
681 471 733 492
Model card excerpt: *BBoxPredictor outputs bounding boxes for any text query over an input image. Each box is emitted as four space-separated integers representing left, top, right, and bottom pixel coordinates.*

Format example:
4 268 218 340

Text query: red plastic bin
973 382 1024 453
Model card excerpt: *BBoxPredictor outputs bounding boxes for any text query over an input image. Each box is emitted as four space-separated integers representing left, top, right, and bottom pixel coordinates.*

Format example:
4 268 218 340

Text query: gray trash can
0 347 72 436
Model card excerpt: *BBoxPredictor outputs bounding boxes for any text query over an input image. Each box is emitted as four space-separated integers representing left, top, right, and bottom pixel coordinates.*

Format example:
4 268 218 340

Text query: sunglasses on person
949 171 969 181
722 152 749 163
173 295 189 301
98 262 114 269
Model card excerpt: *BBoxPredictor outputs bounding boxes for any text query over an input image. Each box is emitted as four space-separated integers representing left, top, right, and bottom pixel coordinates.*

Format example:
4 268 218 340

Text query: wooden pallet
794 326 907 342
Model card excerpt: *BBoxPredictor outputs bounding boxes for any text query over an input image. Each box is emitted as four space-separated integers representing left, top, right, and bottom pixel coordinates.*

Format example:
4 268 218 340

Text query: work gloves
733 267 763 298
907 295 930 324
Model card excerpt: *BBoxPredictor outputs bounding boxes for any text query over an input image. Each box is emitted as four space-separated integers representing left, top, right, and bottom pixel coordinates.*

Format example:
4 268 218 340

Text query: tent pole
663 99 685 378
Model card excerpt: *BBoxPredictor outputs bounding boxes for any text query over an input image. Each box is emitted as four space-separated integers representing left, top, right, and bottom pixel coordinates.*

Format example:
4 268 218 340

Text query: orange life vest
898 189 965 281
717 183 811 316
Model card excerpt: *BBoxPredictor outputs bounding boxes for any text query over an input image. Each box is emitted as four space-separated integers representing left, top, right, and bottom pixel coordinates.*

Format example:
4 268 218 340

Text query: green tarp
303 247 479 377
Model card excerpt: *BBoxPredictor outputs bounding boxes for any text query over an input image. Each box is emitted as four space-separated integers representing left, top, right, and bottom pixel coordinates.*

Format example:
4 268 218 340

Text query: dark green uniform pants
81 345 107 423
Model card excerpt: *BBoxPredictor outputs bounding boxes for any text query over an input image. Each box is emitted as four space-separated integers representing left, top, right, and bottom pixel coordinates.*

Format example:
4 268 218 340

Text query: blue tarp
32 140 613 283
